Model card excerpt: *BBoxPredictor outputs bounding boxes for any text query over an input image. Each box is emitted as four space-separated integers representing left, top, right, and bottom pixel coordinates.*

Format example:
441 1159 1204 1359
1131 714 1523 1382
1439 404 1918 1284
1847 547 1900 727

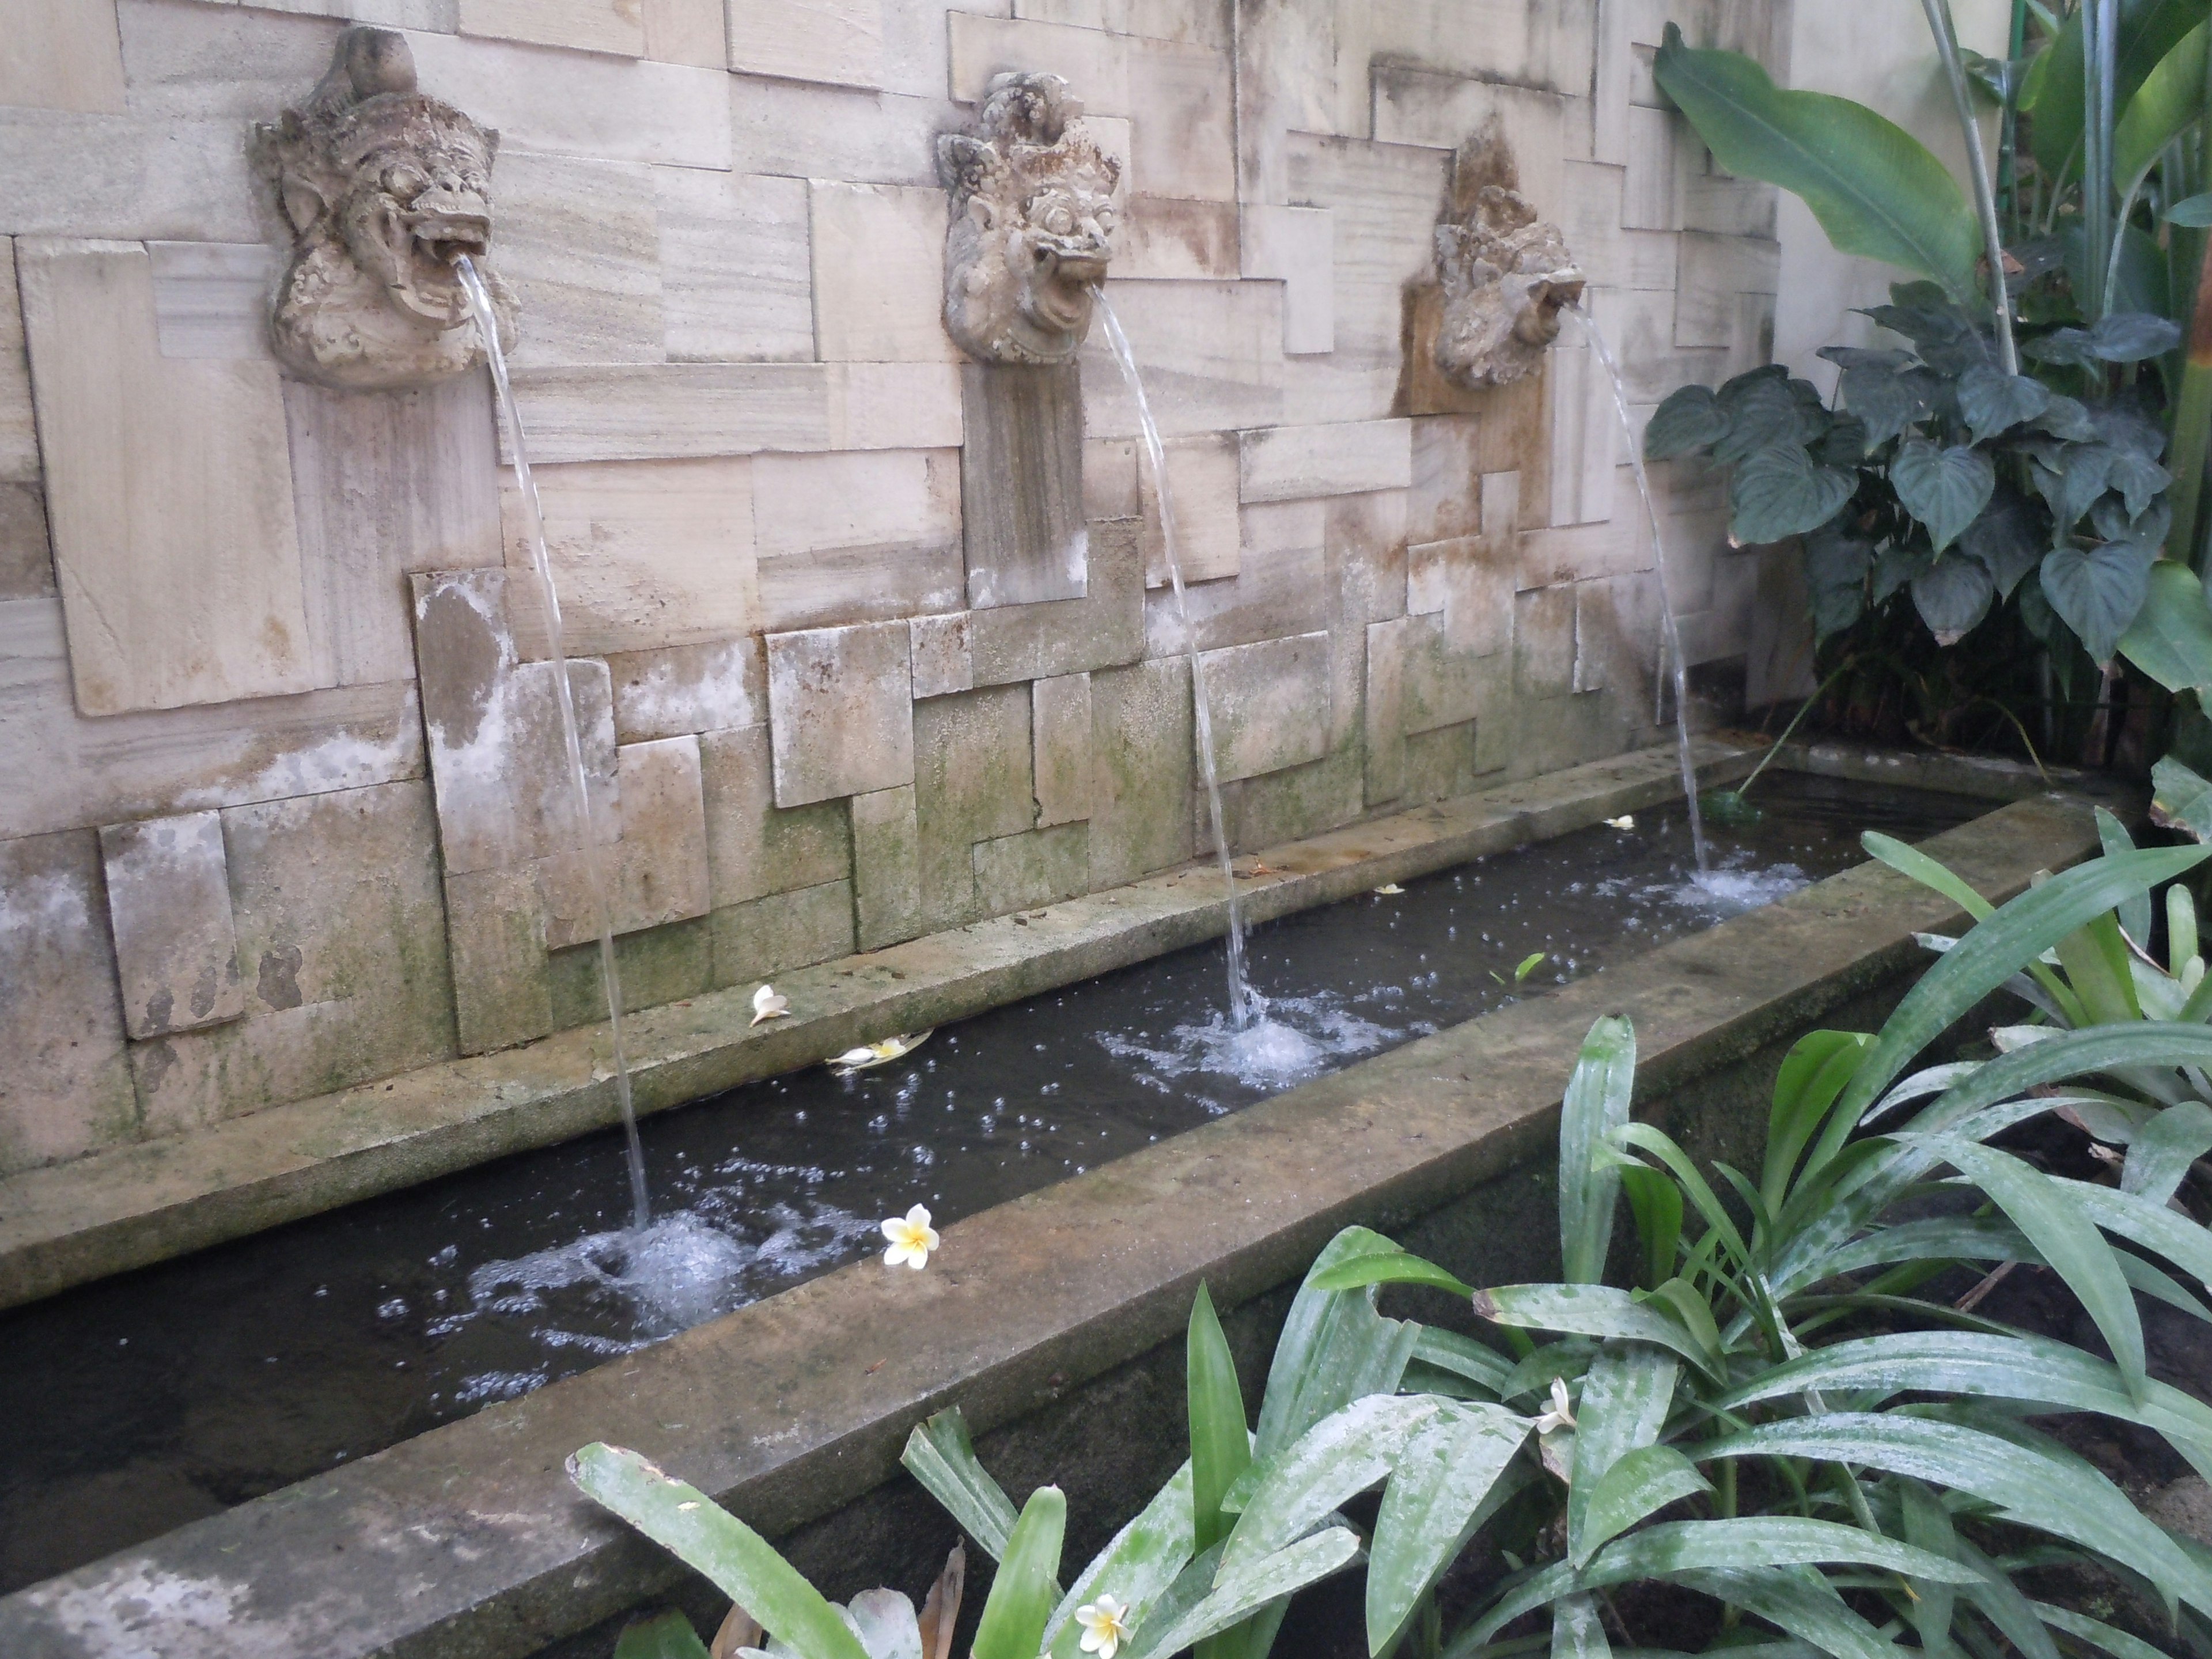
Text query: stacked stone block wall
0 0 1796 1177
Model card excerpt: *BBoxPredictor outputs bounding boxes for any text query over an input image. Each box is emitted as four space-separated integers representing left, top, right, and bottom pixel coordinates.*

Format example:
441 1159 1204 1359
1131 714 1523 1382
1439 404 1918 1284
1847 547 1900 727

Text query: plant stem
2001 0 2028 237
1736 659 1857 799
1923 0 2021 371
2084 0 2120 319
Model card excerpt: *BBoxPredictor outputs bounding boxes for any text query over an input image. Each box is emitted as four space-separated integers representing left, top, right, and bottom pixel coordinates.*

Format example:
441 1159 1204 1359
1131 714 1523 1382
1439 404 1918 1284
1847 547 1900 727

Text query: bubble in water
1098 990 1397 1092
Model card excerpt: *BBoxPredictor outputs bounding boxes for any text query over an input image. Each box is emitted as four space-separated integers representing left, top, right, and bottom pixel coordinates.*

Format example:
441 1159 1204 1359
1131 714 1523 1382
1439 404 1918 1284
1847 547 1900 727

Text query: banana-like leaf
1122 1528 1362 1659
1255 1228 1419 1460
1820 846 2212 1160
1699 1414 2212 1609
1366 1403 1532 1656
1044 1465 1194 1659
1653 26 1979 300
900 1408 1021 1563
1917 1135 2146 1397
2115 20 2209 190
2123 1100 2212 1204
1475 1284 1718 1377
1575 1445 1713 1568
2028 0 2209 179
1562 1016 1638 1284
1461 1519 1981 1649
1187 1283 1249 1557
1568 1346 1681 1567
616 1611 714 1659
2120 560 2212 695
971 1487 1065 1659
1222 1393 1442 1571
568 1445 874 1659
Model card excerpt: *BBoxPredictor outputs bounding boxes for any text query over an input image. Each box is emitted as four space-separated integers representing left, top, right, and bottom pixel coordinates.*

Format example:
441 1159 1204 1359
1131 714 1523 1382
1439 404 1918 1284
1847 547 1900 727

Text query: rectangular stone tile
699 723 852 908
1146 537 1326 657
1196 630 1329 783
1232 0 1347 204
1085 438 1139 521
495 153 665 368
0 483 52 600
729 0 884 89
1327 489 1410 634
850 783 921 950
755 448 963 632
1 601 422 840
655 169 812 363
766 619 915 808
0 830 136 1175
1075 278 1284 440
1408 416 1486 547
961 363 1088 609
1404 717 1486 804
1548 325 1620 528
1087 654 1192 887
1557 160 1677 293
1124 35 1235 202
966 516 1145 686
1217 745 1363 853
539 736 711 950
406 29 730 169
503 457 760 659
1032 673 1092 827
18 238 316 714
1401 613 1482 736
0 111 257 241
0 0 126 113
444 865 552 1057
826 361 965 451
1620 104 1679 229
1371 66 1571 216
645 0 725 65
285 374 503 688
809 182 957 362
1239 203 1333 355
948 11 1127 105
1514 583 1578 698
99 812 245 1041
144 241 276 359
1017 0 1230 48
974 822 1089 915
460 0 643 54
132 781 458 1129
728 76 957 188
712 881 856 988
1119 196 1238 282
610 637 766 743
910 612 974 701
1365 615 1409 805
1140 432 1239 588
1673 232 1782 350
1239 418 1412 504
913 684 1033 934
550 916 712 1027
1593 0 1631 164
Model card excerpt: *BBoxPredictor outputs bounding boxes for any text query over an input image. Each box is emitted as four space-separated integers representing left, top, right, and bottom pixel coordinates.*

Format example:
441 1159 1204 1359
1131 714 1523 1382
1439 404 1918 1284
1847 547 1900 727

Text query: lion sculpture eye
381 162 427 202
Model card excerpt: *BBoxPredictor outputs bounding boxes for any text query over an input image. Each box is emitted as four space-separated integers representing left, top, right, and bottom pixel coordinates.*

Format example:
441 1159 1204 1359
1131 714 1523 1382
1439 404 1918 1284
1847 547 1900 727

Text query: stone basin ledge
0 786 2118 1658
0 737 1777 1312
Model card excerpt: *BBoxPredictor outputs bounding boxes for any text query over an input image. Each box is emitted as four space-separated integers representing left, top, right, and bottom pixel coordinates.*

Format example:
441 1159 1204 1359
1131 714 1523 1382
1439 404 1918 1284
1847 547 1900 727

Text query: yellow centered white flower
1603 814 1635 831
1076 1593 1132 1658
1535 1376 1577 1434
751 984 790 1025
1373 882 1404 895
880 1204 940 1270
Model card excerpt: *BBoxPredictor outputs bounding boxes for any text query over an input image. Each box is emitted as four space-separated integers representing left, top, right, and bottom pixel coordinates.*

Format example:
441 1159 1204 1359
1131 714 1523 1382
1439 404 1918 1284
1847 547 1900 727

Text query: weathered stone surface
766 619 915 808
914 684 1033 933
0 240 37 485
505 457 761 658
609 637 766 743
729 0 884 89
495 151 661 370
549 920 709 1027
444 863 552 1056
0 484 52 601
1325 489 1410 632
967 519 1145 688
1404 717 1486 802
961 363 1089 608
850 783 922 950
1088 655 1194 887
655 168 810 362
18 238 316 715
1032 673 1093 827
909 612 974 700
143 241 277 360
285 374 503 687
755 449 963 633
1239 203 1333 354
1408 535 1513 660
0 0 126 113
1217 744 1363 851
1119 195 1238 282
558 736 710 950
0 830 135 1176
1139 433 1239 589
974 822 1089 914
1199 631 1330 782
712 882 857 988
809 181 958 362
699 724 851 909
460 0 643 55
1076 279 1284 439
1402 612 1497 736
1365 615 1409 805
131 781 457 1131
1513 582 1579 699
1238 418 1413 504
98 812 245 1041
1148 532 1326 657
644 0 724 66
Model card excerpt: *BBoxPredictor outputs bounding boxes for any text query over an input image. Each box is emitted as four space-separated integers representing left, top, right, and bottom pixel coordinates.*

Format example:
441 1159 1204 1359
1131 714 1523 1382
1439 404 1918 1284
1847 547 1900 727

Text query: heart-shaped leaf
2033 394 2097 441
1891 438 1995 554
2090 312 2184 363
1912 554 1996 644
2025 327 2100 367
1959 488 2044 599
2109 448 2173 521
1729 443 1857 545
2119 559 2212 694
2042 539 2154 663
1713 376 1807 465
2031 441 2116 530
1644 384 1729 459
1873 543 1934 605
1804 526 1872 638
1957 366 2050 445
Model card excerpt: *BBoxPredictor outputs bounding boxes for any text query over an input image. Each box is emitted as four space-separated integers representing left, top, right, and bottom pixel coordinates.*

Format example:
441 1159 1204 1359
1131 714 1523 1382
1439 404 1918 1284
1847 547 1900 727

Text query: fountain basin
0 747 2126 1654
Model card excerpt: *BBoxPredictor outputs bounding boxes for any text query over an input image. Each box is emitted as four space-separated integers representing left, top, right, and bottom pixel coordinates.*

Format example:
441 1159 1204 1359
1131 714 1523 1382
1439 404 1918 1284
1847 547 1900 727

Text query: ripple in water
1097 990 1399 1093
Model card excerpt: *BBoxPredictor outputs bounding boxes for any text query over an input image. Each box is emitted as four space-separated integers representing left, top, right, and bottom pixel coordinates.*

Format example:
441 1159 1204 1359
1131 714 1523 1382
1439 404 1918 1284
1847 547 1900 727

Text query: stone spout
1431 185 1585 390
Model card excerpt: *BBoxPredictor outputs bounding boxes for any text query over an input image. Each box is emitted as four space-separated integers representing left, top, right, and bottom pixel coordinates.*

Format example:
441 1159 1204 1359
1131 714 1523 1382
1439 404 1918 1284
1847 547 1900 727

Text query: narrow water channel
0 774 1988 1593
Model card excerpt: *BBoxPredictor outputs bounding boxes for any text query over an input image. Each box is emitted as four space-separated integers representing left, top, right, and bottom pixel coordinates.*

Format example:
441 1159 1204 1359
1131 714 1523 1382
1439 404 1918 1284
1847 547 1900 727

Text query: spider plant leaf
1308 1252 1478 1299
1475 1284 1720 1378
1254 1227 1419 1460
2032 1599 2178 1659
1551 1594 1609 1659
1764 1032 1875 1213
2095 807 2155 946
1044 1464 1192 1658
2122 1100 2212 1205
1187 1284 1249 1556
1574 1444 1712 1567
1562 1015 1637 1284
615 1611 713 1659
900 1407 1021 1562
1120 1528 1361 1659
1222 1394 1441 1572
1567 1345 1682 1568
1365 1403 1532 1656
970 1486 1065 1659
2060 1173 2212 1287
1410 1327 1517 1396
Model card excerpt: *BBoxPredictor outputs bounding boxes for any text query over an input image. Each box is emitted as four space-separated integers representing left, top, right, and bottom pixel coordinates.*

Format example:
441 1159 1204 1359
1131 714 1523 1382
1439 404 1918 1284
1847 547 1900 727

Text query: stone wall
0 0 1797 1178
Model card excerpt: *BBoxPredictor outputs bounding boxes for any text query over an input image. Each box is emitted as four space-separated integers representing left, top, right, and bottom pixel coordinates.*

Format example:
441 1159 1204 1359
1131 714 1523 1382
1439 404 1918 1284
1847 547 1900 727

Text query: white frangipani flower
1535 1376 1577 1434
1076 1593 1133 1658
881 1204 940 1270
751 984 790 1025
1373 882 1404 895
832 1029 933 1073
1603 814 1635 831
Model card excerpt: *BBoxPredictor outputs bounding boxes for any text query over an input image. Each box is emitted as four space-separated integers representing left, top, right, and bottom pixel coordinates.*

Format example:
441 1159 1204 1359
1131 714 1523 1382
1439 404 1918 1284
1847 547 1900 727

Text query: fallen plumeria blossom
749 984 789 1025
880 1205 940 1270
831 1029 933 1073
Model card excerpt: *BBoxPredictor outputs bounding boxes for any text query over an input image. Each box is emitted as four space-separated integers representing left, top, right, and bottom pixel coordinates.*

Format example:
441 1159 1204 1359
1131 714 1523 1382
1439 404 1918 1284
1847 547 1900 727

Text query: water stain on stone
145 989 173 1033
414 582 503 753
258 945 306 1012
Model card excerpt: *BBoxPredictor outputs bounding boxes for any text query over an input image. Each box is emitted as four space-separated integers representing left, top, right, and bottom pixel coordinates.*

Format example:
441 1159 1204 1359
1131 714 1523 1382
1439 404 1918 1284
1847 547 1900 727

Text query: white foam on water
1099 991 1399 1093
1670 857 1810 917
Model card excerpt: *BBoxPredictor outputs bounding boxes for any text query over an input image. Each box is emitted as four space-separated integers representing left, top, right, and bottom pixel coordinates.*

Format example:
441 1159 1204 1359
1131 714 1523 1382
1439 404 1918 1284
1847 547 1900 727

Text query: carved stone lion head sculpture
251 27 519 390
937 72 1122 365
1432 185 1585 389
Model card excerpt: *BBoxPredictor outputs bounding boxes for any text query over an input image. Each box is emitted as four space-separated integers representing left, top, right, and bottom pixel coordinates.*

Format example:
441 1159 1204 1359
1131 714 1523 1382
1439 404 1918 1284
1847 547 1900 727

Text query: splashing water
1098 988 1399 1095
1563 305 1709 872
1092 293 1255 1027
457 257 652 1230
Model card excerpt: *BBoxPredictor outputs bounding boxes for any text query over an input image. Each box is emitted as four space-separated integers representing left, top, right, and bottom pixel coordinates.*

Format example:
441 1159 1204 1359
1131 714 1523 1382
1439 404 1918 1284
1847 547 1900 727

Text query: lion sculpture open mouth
252 27 518 391
938 72 1121 366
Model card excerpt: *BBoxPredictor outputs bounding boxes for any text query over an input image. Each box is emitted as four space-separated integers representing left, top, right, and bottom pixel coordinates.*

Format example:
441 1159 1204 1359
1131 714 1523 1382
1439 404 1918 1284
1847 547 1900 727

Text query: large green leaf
1957 366 2052 445
1645 384 1730 460
1764 1031 1875 1211
1562 1015 1637 1284
1122 1528 1362 1659
1365 1403 1532 1656
1699 1414 2212 1609
1187 1283 1249 1556
971 1486 1066 1659
568 1445 873 1659
2043 539 2155 665
1551 1594 1609 1659
2061 1174 2212 1287
1222 1394 1441 1571
615 1611 713 1659
1476 1283 1719 1377
2028 0 2210 179
1729 443 1858 546
2120 560 2212 693
1892 440 1996 554
1911 555 1996 645
2123 1100 2212 1205
1574 1444 1713 1567
1567 1345 1681 1568
1255 1228 1418 1461
2115 20 2209 189
900 1408 1021 1562
1046 1466 1194 1659
1654 25 1980 300
1410 1326 1516 1396
2154 755 2212 840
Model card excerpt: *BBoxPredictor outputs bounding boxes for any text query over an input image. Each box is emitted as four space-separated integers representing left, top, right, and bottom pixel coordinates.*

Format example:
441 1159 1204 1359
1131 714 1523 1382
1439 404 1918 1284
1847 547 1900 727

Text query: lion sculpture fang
1432 185 1585 390
251 26 519 391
